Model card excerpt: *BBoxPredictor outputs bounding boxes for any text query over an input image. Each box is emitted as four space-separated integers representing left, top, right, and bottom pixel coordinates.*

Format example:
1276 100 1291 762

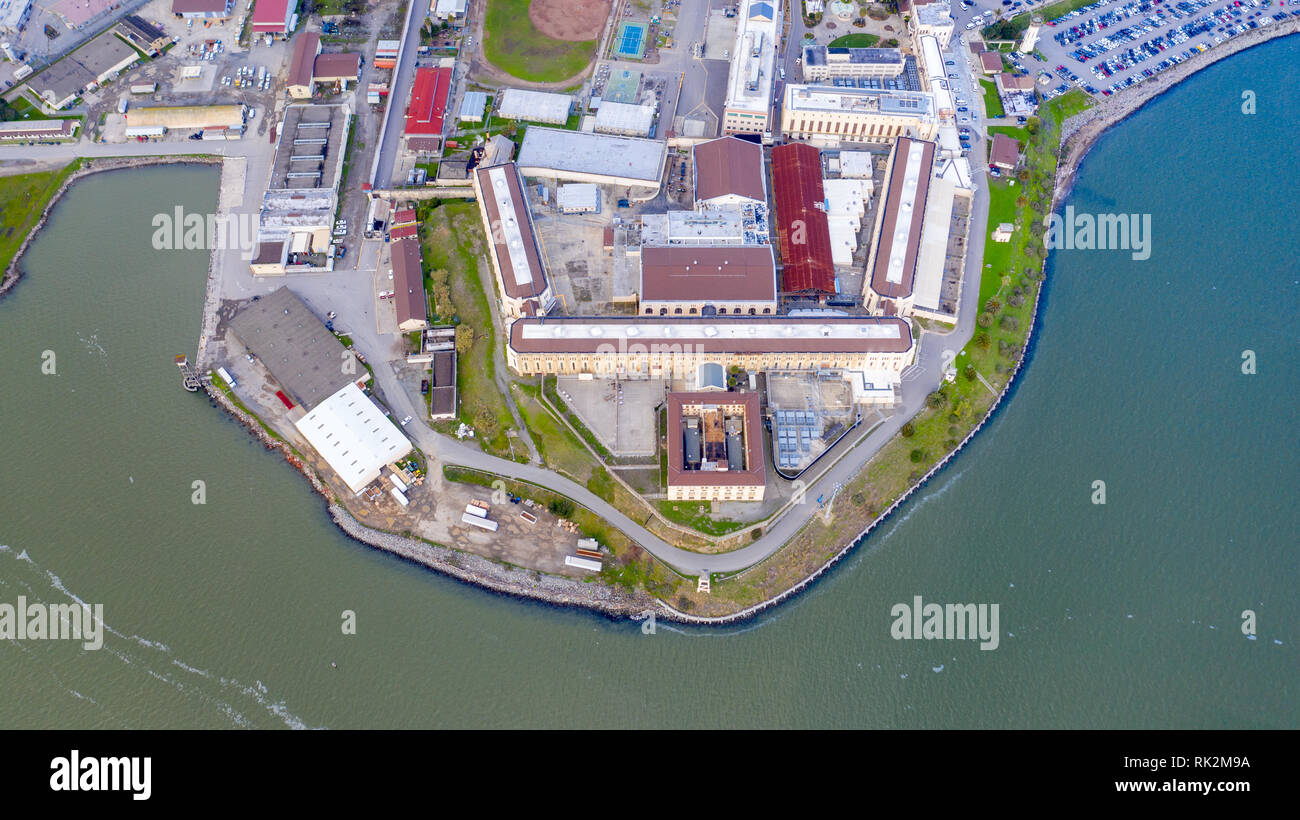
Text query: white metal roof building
823 178 871 268
458 90 488 122
722 0 781 134
293 382 413 494
498 88 573 124
837 151 875 180
593 101 655 137
557 183 600 213
516 127 668 190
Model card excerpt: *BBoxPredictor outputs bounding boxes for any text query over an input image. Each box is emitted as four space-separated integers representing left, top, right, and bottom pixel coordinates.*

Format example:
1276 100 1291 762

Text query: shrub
963 364 977 381
977 312 994 329
900 421 915 437
927 391 948 409
1000 315 1019 332
975 332 991 350
910 449 925 463
547 498 575 517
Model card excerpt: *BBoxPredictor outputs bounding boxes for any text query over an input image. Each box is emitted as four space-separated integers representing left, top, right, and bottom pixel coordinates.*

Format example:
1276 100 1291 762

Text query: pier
175 354 202 392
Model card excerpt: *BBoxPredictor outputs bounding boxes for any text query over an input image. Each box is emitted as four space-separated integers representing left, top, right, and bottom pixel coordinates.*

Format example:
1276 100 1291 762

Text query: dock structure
175 354 202 392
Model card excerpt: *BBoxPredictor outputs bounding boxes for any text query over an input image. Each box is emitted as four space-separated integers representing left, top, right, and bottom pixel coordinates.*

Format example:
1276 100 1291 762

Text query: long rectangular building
722 0 781 135
639 245 777 317
388 208 428 332
667 391 766 502
403 66 452 137
801 45 906 80
506 316 915 380
472 163 554 318
294 382 412 494
516 127 667 191
781 85 937 146
771 142 836 296
866 137 936 313
498 88 572 124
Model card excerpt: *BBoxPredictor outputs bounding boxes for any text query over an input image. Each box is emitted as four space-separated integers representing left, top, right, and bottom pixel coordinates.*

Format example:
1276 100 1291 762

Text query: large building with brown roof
506 316 915 380
287 32 320 99
866 137 936 313
639 245 777 316
989 133 1021 170
771 142 836 297
471 163 554 318
692 136 766 209
666 391 766 502
388 207 428 332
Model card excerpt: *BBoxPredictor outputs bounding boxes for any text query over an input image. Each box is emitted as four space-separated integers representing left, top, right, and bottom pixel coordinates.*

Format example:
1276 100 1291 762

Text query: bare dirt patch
528 0 611 42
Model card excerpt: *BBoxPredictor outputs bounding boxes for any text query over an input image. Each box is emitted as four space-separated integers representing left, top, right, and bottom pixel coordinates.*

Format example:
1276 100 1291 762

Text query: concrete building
666 391 766 502
722 0 781 135
638 245 778 316
432 0 467 20
125 103 245 133
506 316 916 381
823 178 871 268
991 223 1014 242
865 137 935 314
516 127 667 191
170 0 233 19
27 32 140 110
996 72 1038 117
286 32 320 99
294 383 413 495
909 2 955 49
780 85 937 146
228 286 368 410
1 0 34 36
257 104 349 255
837 150 876 179
800 45 906 81
556 183 600 214
472 163 554 318
692 135 766 209
593 100 656 137
640 206 769 247
498 88 572 124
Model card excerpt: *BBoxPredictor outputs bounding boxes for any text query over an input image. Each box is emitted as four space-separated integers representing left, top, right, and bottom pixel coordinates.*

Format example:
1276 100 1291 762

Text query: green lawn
827 33 880 48
418 200 519 460
513 384 598 483
979 78 1005 119
483 0 597 83
655 501 744 536
0 161 78 277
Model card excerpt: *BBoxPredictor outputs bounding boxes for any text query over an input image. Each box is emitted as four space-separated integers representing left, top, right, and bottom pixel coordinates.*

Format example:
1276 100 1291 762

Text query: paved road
370 0 426 189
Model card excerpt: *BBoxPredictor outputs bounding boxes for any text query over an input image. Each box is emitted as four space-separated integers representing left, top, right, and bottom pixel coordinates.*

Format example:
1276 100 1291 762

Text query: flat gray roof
516 127 667 184
268 104 348 192
228 287 358 410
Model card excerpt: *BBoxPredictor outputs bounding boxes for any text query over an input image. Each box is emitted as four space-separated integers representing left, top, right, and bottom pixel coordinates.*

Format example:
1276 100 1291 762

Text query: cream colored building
909 2 956 50
781 85 937 145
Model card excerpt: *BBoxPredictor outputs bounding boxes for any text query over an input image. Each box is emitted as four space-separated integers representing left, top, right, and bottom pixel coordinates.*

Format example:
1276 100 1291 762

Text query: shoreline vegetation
4 26 1296 624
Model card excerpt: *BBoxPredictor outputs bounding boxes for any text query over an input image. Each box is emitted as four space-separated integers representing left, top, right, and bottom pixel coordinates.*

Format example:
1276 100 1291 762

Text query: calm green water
2 40 1297 729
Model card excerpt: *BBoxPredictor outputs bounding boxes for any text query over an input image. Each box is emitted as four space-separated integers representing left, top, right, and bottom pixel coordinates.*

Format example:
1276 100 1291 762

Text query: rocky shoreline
0 156 224 302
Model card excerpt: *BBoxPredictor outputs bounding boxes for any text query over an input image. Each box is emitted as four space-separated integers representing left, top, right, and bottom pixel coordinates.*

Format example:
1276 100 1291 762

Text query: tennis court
613 21 647 60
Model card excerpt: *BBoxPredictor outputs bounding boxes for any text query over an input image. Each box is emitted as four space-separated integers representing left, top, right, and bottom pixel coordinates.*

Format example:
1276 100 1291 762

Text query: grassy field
655 500 744 536
483 0 598 83
979 78 1005 118
0 161 79 277
828 33 880 48
417 200 521 460
984 0 1095 39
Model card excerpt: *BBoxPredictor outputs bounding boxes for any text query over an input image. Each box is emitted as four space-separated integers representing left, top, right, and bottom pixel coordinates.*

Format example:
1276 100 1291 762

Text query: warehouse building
0 119 80 140
781 85 937 146
639 245 777 316
472 163 554 318
251 0 294 35
1 0 34 36
228 287 369 410
722 0 781 135
498 88 572 124
312 53 362 93
865 136 935 314
125 103 245 135
116 15 171 56
170 0 233 19
593 100 655 137
640 206 769 247
286 31 320 99
516 127 667 192
557 183 600 214
800 45 906 81
458 90 488 123
692 135 766 210
667 391 766 502
403 66 452 141
771 142 836 297
506 316 915 381
27 32 140 110
823 178 872 268
294 382 413 495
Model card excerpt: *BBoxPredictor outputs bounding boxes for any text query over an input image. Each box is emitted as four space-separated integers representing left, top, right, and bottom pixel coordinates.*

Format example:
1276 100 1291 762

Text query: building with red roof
771 142 836 297
403 66 452 138
251 0 294 34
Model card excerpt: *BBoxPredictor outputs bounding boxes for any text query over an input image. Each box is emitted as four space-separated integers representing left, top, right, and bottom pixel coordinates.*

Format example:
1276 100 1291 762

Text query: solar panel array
774 410 819 470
